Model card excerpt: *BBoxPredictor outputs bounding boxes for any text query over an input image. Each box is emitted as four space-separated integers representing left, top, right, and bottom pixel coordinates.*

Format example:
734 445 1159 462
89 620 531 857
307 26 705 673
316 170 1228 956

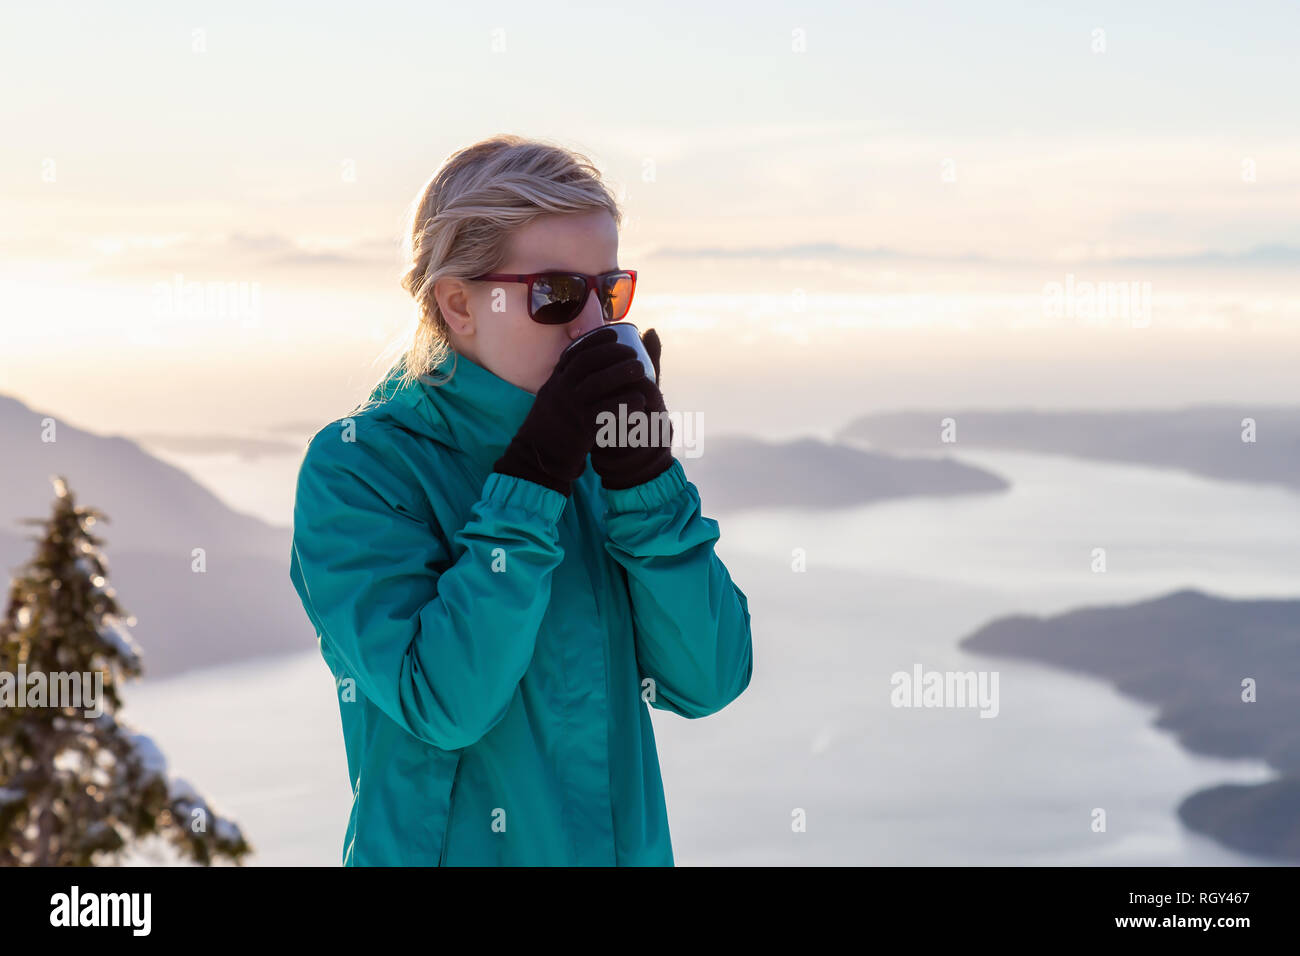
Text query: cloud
646 241 1300 269
224 232 401 267
6 231 405 280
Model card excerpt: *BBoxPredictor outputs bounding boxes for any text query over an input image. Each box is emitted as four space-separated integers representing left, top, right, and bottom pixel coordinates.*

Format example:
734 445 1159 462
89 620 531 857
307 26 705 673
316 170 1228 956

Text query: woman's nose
568 295 606 340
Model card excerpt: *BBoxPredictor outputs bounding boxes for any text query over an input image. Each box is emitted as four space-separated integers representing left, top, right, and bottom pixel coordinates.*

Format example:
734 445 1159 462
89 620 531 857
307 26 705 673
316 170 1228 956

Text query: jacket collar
366 349 537 470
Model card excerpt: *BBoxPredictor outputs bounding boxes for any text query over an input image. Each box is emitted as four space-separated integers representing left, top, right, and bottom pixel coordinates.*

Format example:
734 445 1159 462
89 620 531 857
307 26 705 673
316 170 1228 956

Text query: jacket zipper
438 755 463 866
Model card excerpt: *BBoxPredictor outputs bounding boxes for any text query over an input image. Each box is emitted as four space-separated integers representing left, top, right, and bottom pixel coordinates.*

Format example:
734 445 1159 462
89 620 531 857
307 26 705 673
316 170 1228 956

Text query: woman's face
436 209 621 394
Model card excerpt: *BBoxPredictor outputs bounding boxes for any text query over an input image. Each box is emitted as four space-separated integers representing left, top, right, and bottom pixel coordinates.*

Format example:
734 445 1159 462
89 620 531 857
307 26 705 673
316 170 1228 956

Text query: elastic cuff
492 439 575 498
482 471 568 523
600 458 688 513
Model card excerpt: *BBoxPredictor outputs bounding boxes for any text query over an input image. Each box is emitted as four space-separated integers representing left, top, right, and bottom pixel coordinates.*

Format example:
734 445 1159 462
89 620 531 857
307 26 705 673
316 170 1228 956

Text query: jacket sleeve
600 457 753 718
289 426 568 751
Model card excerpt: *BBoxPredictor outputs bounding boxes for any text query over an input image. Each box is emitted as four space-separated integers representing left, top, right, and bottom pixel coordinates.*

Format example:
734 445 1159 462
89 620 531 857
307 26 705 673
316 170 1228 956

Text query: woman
289 134 753 866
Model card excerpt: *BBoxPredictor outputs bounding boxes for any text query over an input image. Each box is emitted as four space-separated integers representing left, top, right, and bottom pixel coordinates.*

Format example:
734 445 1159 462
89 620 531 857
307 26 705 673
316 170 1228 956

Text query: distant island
0 392 1012 676
961 588 1300 861
837 406 1300 493
681 434 1009 512
120 429 1016 511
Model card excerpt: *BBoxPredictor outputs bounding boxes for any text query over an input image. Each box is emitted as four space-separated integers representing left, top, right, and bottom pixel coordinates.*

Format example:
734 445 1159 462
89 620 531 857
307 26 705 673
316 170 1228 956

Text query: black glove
589 328 675 490
492 328 649 496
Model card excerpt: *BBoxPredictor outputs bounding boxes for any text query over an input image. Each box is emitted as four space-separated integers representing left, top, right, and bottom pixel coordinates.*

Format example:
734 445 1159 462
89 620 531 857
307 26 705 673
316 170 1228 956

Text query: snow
53 749 85 773
167 776 201 806
165 774 248 848
73 554 99 582
99 615 143 667
124 729 168 779
214 817 243 845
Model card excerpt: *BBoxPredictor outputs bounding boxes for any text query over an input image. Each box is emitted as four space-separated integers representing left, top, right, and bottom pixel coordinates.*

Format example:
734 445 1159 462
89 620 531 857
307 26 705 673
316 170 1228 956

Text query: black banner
0 864 1287 941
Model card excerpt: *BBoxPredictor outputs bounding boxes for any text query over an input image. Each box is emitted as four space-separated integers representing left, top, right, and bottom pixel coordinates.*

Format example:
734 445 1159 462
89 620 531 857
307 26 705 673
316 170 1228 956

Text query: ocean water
113 448 1289 865
718 447 1300 607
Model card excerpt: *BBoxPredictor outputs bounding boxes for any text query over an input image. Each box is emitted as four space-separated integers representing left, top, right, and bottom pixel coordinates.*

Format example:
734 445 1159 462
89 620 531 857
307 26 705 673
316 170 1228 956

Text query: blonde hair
353 134 623 415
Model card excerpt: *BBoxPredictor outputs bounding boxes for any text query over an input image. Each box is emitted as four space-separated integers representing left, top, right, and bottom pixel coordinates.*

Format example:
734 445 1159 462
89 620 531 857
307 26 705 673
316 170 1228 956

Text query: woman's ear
434 275 475 337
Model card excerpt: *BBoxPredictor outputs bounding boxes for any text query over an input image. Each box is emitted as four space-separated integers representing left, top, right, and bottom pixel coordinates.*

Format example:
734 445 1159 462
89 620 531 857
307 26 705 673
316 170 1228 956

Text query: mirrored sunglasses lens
601 274 633 321
532 274 586 324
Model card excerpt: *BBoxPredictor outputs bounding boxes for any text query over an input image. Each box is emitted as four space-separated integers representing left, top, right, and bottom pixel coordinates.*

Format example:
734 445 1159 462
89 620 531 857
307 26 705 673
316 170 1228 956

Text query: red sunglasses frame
469 269 637 325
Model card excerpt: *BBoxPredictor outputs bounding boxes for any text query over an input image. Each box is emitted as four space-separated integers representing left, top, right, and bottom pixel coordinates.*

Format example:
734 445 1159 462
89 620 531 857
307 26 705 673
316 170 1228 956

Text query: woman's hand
493 328 647 496
589 327 675 490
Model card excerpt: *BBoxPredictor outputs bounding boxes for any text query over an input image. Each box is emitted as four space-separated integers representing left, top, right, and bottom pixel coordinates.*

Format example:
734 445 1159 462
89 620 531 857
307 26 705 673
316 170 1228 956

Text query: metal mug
561 322 657 385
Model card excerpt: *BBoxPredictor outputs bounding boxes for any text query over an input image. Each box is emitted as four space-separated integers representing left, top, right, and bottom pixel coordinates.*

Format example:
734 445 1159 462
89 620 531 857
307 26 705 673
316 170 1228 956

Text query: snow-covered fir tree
0 475 252 865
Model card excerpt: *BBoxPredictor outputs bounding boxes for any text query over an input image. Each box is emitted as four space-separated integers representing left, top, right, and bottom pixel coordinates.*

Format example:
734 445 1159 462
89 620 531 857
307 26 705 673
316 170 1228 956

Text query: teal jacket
288 349 753 865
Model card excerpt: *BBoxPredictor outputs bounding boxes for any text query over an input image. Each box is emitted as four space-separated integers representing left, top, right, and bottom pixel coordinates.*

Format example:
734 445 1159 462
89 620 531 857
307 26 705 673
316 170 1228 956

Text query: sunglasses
469 270 637 325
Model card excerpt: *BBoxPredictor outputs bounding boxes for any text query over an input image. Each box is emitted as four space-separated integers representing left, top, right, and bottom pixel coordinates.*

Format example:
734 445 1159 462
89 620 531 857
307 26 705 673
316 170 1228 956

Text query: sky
1 3 1295 871
1 0 1297 435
